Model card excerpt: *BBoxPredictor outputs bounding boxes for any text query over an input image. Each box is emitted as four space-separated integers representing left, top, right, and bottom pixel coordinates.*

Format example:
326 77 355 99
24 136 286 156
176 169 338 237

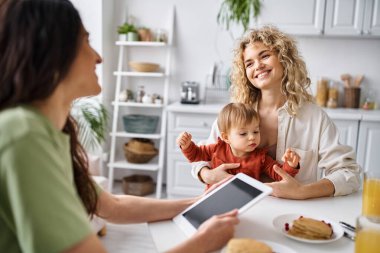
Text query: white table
148 192 361 252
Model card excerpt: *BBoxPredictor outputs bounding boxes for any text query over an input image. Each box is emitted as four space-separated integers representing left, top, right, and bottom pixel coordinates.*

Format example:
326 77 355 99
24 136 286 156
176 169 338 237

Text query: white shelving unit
108 7 174 198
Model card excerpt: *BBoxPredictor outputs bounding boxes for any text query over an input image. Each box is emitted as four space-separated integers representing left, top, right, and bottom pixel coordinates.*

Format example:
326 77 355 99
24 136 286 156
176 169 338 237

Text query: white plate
272 213 344 244
221 240 296 253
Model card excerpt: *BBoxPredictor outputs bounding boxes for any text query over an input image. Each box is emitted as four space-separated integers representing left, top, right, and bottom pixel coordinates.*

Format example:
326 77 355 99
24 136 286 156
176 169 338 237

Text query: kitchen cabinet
356 112 380 173
166 103 222 198
107 7 174 198
332 119 359 151
324 0 380 36
324 108 362 152
324 0 366 36
167 154 204 197
257 0 380 37
363 0 380 36
166 103 379 198
257 0 325 35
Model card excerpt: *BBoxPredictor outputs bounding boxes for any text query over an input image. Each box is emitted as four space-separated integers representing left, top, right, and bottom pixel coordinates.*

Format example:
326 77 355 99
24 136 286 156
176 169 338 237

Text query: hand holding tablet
173 173 273 236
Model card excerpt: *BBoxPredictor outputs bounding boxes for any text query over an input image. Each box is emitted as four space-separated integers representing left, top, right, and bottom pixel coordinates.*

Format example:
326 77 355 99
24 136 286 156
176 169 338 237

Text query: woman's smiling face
243 42 284 91
60 28 102 100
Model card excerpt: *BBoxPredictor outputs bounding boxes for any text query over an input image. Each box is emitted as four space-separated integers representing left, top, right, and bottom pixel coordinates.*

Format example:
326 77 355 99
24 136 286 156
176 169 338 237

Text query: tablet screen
182 177 263 229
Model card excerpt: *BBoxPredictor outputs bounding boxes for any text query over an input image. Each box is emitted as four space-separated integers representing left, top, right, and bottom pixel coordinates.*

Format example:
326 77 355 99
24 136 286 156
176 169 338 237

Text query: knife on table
339 221 356 241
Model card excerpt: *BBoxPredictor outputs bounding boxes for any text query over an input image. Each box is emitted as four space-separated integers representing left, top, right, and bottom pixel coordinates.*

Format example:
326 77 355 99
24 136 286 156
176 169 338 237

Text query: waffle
226 238 272 253
287 216 333 240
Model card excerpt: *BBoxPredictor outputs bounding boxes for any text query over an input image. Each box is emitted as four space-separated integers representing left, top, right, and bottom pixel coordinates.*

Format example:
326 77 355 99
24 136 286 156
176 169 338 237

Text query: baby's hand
176 131 192 150
282 148 300 168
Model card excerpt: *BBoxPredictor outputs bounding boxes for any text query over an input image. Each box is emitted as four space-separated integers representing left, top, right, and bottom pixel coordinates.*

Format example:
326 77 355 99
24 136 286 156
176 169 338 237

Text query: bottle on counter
136 85 145 103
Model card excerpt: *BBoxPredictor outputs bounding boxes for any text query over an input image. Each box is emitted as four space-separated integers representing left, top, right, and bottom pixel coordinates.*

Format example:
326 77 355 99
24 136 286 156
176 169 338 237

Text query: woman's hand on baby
282 148 300 168
200 163 240 185
176 131 192 150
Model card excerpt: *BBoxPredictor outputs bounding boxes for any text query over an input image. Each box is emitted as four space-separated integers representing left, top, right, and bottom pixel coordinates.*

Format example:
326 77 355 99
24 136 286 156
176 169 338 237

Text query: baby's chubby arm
176 131 218 163
282 148 300 168
176 131 193 150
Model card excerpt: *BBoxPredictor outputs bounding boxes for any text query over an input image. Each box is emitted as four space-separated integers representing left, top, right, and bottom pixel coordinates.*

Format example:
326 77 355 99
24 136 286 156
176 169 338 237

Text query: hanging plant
217 0 261 31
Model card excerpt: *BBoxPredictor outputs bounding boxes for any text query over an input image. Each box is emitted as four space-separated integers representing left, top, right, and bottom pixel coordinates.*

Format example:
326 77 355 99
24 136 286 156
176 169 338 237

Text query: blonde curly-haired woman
192 26 361 199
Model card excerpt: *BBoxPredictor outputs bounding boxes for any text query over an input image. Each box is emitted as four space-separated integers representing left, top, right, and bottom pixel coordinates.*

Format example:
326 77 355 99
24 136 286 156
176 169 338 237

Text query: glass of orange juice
362 170 380 217
355 216 380 253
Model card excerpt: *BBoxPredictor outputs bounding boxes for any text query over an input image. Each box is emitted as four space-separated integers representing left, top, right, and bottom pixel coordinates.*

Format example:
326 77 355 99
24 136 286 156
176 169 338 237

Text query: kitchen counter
167 101 380 120
166 102 225 114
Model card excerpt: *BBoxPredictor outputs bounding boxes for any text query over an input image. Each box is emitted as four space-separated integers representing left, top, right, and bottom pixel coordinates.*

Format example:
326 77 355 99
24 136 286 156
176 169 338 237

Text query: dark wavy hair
0 0 98 216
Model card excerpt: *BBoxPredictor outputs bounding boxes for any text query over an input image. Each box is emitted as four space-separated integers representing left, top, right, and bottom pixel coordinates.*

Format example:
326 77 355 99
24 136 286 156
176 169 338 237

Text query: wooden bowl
128 61 159 72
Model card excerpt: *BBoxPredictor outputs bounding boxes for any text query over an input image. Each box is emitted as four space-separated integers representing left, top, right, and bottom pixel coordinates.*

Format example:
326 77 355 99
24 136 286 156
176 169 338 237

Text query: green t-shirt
0 106 93 253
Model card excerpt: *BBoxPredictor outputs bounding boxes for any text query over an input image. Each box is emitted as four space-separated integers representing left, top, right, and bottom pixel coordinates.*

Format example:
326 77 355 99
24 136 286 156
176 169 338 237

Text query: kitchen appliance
180 81 200 104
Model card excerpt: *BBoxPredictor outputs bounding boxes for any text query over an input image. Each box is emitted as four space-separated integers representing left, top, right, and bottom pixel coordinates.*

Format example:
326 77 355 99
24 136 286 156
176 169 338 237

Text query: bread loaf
226 238 272 253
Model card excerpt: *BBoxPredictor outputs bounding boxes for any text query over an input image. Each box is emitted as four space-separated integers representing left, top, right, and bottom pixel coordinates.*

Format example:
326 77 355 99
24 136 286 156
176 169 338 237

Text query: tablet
173 173 272 236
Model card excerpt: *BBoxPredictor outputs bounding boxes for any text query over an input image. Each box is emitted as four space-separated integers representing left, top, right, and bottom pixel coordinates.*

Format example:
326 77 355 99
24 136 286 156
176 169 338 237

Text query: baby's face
227 120 260 157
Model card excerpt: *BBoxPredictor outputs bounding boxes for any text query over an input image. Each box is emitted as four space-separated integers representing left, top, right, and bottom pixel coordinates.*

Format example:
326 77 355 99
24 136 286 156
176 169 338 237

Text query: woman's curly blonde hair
230 25 313 115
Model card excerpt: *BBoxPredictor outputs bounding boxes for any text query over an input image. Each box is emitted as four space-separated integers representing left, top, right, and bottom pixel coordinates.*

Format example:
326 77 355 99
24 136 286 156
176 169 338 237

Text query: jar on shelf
362 90 375 110
152 94 163 104
142 94 153 104
316 78 329 107
154 97 163 104
119 90 128 102
119 89 134 102
136 85 145 103
154 29 166 42
327 81 339 108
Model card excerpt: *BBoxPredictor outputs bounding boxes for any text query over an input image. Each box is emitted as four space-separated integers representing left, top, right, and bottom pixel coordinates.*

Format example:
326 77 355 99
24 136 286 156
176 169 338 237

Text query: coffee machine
180 81 200 104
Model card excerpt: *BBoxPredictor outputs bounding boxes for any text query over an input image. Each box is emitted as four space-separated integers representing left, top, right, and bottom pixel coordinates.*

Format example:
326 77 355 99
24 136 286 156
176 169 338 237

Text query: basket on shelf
123 138 158 163
128 61 159 72
122 114 159 134
122 174 155 196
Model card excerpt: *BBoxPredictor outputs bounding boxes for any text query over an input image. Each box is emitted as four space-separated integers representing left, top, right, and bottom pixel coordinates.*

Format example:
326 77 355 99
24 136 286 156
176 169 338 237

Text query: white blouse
191 101 361 196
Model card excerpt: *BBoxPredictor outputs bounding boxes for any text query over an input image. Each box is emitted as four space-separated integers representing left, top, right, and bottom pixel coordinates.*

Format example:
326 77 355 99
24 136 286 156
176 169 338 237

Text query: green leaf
217 0 261 32
117 22 137 34
71 98 109 152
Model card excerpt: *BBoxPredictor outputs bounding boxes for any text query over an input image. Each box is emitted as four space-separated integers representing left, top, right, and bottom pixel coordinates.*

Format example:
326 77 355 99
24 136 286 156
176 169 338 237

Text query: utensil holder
344 87 361 108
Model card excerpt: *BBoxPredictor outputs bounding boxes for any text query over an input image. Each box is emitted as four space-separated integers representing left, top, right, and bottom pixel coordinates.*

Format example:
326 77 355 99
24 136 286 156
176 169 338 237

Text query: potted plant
117 22 139 41
71 97 108 154
217 0 261 31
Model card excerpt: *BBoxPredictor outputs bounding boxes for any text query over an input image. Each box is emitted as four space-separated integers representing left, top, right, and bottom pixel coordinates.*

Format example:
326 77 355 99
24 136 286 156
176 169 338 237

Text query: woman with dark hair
0 1 238 252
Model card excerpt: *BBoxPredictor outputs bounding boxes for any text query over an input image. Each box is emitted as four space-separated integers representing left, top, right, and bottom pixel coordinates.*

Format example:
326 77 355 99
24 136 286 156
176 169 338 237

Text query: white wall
72 0 380 106
298 37 380 106
70 0 104 87
105 0 380 108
